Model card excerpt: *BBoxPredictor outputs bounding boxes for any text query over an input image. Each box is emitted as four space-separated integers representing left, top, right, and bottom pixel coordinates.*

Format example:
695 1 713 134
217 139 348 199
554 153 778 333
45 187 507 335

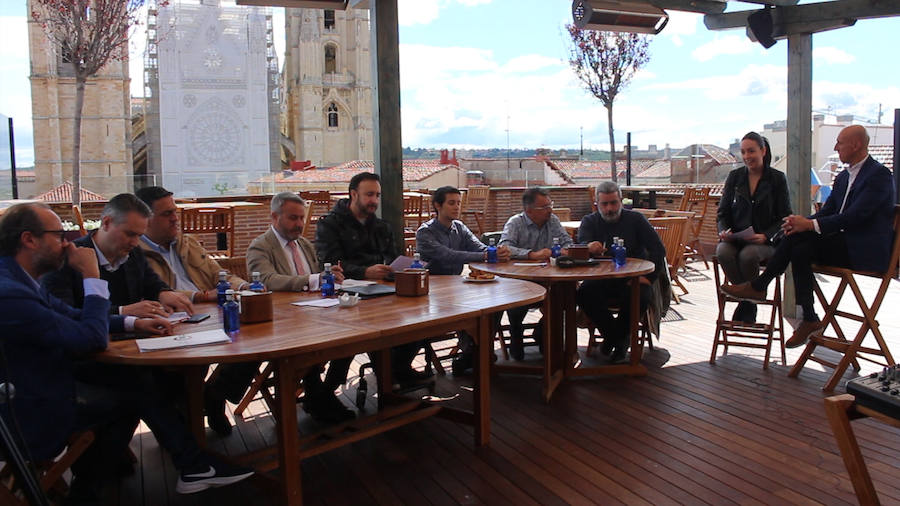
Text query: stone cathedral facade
144 0 279 197
281 7 373 169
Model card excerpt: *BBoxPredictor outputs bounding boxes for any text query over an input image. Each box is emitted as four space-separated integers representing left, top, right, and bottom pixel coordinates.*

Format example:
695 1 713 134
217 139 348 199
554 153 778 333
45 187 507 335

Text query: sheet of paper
729 227 756 242
337 279 376 288
389 255 428 272
137 329 231 352
291 298 341 308
513 262 548 267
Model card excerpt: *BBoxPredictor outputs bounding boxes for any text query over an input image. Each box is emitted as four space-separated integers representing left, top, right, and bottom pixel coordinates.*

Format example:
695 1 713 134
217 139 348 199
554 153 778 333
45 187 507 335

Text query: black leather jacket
314 199 399 280
717 165 792 242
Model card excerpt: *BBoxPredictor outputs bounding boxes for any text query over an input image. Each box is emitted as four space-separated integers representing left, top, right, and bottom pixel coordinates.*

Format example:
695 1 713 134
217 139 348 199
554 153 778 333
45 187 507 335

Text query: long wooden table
97 276 545 505
470 259 654 402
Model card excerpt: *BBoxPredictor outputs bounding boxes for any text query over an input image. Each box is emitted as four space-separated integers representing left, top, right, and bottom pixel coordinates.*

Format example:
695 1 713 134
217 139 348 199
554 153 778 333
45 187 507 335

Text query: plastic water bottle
614 238 627 267
249 271 265 292
216 270 229 306
551 237 562 259
223 289 240 333
487 238 498 263
321 263 335 297
410 253 424 269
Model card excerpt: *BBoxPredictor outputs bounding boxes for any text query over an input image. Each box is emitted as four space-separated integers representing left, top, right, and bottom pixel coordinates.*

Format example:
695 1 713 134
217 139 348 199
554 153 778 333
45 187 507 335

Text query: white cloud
398 0 442 26
0 16 34 164
662 11 699 47
500 54 564 74
691 34 755 62
814 46 856 65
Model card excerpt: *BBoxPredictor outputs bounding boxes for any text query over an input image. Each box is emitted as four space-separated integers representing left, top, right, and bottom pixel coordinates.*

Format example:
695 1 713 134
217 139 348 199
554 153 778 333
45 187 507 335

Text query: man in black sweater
576 181 666 363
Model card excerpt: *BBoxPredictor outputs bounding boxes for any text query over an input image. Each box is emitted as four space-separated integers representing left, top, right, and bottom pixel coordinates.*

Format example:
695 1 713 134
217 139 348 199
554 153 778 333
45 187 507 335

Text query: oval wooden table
470 258 655 402
98 275 544 506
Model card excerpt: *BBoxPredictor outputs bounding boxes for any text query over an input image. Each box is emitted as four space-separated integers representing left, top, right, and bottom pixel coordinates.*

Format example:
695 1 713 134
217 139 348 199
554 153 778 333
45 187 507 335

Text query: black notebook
339 284 396 298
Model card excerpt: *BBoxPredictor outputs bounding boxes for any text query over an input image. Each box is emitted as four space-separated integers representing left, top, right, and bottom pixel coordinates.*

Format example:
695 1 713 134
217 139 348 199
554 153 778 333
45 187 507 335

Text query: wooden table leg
183 365 207 447
275 357 302 506
474 314 491 446
824 395 880 505
629 277 644 366
542 283 564 403
562 282 578 371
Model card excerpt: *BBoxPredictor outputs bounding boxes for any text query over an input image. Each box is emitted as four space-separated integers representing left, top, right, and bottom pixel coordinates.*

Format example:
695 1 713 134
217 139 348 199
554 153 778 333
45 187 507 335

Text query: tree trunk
606 104 617 182
72 75 85 207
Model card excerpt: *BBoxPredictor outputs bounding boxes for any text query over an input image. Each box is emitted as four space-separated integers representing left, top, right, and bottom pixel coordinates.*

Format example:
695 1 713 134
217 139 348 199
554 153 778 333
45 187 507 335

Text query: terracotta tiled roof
35 181 105 203
634 160 671 178
254 160 460 184
552 159 655 180
870 145 894 170
674 144 736 165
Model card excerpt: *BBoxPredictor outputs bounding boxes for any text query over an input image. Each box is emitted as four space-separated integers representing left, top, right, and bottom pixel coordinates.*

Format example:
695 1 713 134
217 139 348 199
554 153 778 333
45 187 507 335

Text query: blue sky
2 0 898 166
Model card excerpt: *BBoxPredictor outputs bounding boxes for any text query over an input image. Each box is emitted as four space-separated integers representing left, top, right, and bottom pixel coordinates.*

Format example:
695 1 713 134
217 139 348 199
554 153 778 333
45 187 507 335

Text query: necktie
289 241 308 276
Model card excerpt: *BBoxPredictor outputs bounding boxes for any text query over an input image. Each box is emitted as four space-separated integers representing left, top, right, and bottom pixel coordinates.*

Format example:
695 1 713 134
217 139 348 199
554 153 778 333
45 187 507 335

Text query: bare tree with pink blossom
566 26 651 181
31 0 157 205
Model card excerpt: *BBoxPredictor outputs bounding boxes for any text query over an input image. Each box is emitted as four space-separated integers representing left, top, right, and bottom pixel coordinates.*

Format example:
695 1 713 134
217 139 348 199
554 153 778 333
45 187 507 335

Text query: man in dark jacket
576 181 667 363
0 203 252 501
42 193 194 324
315 172 427 384
723 125 896 348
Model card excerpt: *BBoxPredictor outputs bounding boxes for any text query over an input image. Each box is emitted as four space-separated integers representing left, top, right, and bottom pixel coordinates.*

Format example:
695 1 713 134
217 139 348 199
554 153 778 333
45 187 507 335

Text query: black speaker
747 7 777 49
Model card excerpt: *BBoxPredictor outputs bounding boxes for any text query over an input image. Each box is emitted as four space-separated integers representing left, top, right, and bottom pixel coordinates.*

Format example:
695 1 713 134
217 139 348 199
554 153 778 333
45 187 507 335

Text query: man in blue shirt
499 187 573 360
416 186 510 373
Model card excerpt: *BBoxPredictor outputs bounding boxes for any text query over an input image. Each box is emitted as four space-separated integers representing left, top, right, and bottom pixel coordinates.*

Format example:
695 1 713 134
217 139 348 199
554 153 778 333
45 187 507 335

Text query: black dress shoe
600 338 614 357
508 335 525 361
303 391 355 424
451 351 474 376
203 386 232 437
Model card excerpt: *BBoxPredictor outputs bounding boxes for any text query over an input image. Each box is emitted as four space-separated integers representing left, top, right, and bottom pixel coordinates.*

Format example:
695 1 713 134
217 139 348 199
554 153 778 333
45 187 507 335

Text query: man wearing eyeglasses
499 187 573 360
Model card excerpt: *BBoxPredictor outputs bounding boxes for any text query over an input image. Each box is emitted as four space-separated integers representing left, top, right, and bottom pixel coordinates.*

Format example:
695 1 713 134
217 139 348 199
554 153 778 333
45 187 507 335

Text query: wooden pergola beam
705 0 900 31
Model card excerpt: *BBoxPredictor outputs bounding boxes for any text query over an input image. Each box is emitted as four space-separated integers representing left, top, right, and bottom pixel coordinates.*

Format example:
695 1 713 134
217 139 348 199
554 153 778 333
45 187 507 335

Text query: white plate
462 276 497 283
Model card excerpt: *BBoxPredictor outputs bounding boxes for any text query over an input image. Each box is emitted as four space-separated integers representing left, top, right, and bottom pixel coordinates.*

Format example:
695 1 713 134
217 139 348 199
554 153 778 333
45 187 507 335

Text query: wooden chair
649 217 689 303
710 257 786 369
587 186 597 213
494 313 542 361
552 207 571 222
180 207 235 258
216 256 248 282
404 237 416 257
582 305 653 356
403 193 427 234
299 191 333 242
0 430 94 504
678 187 711 268
461 185 490 236
71 205 88 237
788 205 900 391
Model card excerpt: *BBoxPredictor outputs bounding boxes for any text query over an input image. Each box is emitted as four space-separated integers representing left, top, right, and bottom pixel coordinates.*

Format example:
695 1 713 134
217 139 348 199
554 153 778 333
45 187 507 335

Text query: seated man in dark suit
42 193 193 322
576 181 666 363
723 125 896 347
0 203 252 501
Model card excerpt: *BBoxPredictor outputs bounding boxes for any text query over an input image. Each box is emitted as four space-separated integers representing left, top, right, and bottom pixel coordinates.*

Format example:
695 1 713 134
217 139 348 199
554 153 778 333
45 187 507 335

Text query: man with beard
315 173 428 385
576 181 666 363
499 187 573 360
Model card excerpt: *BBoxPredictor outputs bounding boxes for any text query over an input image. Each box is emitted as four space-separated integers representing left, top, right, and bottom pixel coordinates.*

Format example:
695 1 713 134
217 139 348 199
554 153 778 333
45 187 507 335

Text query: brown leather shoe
786 320 827 348
720 282 766 302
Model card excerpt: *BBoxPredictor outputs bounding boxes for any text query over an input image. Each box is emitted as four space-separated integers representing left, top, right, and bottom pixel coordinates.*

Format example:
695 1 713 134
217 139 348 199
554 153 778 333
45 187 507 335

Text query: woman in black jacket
716 132 791 323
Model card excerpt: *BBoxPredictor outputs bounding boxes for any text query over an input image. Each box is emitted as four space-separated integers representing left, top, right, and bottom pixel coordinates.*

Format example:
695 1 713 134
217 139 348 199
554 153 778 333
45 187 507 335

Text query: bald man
723 125 895 348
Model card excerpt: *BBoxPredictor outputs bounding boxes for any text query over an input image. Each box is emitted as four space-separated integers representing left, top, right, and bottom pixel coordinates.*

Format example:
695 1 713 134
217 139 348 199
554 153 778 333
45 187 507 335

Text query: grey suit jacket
246 228 320 292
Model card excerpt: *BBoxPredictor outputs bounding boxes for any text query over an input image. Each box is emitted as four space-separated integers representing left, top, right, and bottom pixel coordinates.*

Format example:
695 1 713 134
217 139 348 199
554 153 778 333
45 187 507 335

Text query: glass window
327 103 338 128
324 10 335 30
324 44 336 74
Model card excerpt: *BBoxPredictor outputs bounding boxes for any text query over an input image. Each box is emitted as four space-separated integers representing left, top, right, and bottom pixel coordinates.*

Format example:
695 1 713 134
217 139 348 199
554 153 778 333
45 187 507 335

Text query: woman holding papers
716 131 791 323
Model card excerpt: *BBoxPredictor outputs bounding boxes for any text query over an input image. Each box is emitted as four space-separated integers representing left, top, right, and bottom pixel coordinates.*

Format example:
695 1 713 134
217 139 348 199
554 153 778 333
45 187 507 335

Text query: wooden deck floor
106 264 900 505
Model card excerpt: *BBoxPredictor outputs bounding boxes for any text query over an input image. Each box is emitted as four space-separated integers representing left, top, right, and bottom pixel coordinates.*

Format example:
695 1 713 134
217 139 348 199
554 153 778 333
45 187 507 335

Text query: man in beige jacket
206 192 354 431
135 187 247 302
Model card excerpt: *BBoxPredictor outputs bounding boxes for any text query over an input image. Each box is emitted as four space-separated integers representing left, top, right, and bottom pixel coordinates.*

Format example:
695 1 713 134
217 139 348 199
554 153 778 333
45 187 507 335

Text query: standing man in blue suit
723 125 895 347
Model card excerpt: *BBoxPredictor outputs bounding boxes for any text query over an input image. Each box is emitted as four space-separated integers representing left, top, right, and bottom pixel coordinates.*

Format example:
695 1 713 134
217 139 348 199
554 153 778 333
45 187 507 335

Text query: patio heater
236 0 350 7
572 0 669 34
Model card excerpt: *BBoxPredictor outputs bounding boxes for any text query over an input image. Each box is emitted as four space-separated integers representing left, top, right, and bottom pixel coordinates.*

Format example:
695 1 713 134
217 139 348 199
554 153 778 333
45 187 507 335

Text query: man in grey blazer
204 193 353 434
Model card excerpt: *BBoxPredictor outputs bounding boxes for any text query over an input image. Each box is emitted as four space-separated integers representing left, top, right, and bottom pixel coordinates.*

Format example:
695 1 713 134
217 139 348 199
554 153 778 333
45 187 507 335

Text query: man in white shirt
723 125 895 347
206 193 353 431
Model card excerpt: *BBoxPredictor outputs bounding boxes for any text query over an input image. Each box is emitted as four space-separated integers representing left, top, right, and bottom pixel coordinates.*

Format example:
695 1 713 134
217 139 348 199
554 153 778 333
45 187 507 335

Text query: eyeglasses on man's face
530 201 554 211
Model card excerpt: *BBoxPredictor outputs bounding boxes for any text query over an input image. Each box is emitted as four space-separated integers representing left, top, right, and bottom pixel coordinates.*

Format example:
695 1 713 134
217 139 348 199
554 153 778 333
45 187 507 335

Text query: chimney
439 149 449 165
664 143 671 160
